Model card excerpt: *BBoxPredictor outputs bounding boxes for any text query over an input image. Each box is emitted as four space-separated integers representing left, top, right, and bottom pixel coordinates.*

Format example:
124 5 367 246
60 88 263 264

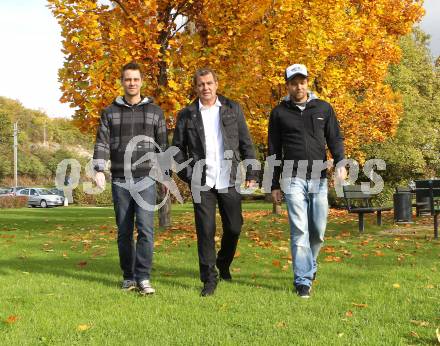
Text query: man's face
286 76 308 103
195 73 218 105
121 69 142 97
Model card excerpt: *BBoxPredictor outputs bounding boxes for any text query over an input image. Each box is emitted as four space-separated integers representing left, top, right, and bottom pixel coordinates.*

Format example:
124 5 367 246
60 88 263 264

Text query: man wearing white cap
268 64 346 298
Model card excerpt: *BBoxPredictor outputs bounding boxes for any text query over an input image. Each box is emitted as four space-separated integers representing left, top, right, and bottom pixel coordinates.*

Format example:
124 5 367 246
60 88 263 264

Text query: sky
0 0 439 119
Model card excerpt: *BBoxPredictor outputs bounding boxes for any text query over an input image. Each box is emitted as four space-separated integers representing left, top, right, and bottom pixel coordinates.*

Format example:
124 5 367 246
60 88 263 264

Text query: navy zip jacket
268 94 345 190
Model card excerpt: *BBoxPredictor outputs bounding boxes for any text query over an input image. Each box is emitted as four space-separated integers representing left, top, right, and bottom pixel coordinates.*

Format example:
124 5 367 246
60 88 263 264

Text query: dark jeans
112 177 156 281
192 187 243 283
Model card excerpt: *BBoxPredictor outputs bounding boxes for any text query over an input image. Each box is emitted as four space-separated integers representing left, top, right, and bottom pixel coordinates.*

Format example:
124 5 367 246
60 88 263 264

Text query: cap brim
286 73 308 81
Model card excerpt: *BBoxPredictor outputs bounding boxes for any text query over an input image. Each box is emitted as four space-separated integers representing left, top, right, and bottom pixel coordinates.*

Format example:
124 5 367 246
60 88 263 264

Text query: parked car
49 188 65 198
0 187 10 196
1 186 27 196
16 188 65 208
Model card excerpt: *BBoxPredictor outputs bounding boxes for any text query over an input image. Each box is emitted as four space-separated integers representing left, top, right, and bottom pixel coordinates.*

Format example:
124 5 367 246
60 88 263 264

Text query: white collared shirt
199 98 229 189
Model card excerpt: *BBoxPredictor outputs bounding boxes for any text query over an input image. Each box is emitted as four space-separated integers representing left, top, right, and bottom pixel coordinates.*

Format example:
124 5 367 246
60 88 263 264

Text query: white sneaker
138 279 155 295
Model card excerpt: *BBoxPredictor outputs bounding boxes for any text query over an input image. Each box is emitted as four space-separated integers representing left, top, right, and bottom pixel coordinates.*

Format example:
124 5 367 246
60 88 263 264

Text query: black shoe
216 260 232 281
200 280 217 297
296 285 311 299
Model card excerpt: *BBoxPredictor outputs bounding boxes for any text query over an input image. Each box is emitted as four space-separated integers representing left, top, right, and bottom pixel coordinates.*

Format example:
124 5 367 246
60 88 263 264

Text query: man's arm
268 109 282 191
93 110 110 188
325 105 346 180
155 108 168 153
171 111 192 184
236 103 258 183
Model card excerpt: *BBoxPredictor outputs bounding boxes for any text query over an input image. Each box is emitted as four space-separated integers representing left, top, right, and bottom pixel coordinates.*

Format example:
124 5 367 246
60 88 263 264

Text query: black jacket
268 95 344 190
172 95 258 186
93 96 168 178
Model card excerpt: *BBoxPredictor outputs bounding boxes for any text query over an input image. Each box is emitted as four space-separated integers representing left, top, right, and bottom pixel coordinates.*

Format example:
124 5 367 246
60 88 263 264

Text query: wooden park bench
343 185 392 233
413 179 440 239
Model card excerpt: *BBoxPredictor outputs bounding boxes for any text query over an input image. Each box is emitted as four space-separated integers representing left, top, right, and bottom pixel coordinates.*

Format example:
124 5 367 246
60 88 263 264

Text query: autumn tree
48 0 425 213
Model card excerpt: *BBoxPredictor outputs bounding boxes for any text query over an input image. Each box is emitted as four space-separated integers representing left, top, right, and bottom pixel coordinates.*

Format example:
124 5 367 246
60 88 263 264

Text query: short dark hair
121 62 143 80
193 68 218 86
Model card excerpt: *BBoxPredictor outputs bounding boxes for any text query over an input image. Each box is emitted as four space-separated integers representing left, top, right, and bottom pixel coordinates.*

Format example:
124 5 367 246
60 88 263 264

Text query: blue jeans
112 177 156 282
283 178 328 287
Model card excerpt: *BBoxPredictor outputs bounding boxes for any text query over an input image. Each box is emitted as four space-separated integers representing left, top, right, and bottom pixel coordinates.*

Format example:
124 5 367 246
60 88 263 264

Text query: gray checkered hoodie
93 96 168 178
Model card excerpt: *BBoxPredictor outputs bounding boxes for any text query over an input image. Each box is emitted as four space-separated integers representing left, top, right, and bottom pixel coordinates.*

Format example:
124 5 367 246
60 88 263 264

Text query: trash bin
393 192 412 223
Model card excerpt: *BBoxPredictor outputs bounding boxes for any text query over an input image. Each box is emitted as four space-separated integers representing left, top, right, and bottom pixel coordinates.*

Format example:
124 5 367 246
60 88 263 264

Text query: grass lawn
0 203 439 345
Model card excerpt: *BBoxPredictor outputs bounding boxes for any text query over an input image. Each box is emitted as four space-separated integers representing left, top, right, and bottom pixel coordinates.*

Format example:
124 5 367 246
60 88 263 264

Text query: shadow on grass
0 256 292 293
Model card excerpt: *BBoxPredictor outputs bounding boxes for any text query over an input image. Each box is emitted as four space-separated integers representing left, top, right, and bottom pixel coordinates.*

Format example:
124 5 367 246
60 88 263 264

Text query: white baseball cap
285 64 308 81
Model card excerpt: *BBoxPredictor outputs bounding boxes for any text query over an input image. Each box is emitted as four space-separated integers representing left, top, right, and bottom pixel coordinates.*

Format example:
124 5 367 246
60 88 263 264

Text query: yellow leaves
392 283 400 289
352 303 368 308
275 321 287 329
410 320 429 327
168 79 179 91
49 0 422 152
77 324 91 331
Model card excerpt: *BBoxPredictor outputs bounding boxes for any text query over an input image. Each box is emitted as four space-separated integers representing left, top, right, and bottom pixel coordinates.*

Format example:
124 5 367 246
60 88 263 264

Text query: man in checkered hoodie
93 62 168 295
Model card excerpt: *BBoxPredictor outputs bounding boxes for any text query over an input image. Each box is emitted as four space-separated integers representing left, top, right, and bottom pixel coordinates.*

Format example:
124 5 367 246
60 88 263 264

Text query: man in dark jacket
268 64 346 298
172 68 258 296
93 62 168 295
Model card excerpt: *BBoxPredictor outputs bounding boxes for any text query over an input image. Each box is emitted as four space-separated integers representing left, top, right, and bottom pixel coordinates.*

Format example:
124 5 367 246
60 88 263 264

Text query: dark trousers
112 177 156 281
192 187 243 283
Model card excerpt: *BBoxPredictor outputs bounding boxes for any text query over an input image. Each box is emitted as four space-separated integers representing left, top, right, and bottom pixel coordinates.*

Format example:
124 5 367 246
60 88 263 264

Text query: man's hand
335 166 347 182
245 180 257 188
95 171 106 189
271 189 282 204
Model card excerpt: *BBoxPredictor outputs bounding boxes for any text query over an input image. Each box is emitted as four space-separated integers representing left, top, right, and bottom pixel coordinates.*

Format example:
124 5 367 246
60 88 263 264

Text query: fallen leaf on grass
392 283 400 289
272 260 281 267
77 324 91 331
410 331 419 338
337 332 344 338
352 303 368 308
374 251 385 257
324 256 342 263
410 320 429 327
5 315 18 324
436 328 440 343
425 284 435 289
345 310 353 317
234 251 241 258
77 261 88 268
232 268 241 273
275 321 287 329
322 246 336 254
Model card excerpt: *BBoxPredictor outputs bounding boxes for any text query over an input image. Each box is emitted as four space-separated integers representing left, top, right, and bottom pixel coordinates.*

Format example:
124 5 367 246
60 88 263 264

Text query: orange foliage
48 0 424 157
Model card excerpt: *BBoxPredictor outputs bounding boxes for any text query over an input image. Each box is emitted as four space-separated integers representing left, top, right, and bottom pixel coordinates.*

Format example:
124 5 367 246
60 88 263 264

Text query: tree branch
111 0 129 16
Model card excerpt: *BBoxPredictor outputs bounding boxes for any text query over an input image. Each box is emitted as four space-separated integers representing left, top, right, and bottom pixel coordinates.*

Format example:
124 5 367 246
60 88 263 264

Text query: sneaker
138 279 155 295
121 279 137 291
200 280 217 297
296 285 311 299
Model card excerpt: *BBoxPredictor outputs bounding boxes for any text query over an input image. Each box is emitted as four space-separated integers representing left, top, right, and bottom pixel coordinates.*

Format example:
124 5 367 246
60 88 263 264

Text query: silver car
16 188 65 208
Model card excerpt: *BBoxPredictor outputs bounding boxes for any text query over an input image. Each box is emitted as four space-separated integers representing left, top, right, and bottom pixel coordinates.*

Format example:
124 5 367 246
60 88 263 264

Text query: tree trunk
157 186 171 228
272 201 282 215
156 5 173 229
